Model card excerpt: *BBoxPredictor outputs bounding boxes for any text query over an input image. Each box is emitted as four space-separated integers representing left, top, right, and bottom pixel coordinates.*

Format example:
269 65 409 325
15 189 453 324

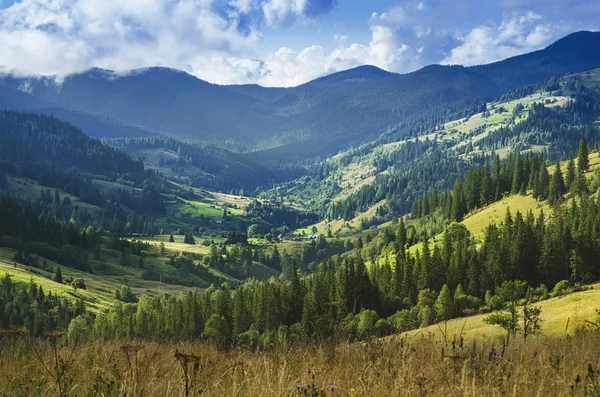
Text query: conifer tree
565 154 576 191
578 135 589 173
53 266 63 284
451 180 466 221
548 161 565 204
512 155 524 194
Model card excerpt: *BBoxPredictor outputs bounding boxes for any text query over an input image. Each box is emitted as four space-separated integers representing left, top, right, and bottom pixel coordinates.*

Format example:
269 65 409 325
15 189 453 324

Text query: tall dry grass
1 328 600 396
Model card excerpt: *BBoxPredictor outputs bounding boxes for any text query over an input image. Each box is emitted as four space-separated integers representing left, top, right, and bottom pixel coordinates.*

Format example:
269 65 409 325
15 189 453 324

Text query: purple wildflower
329 385 338 392
307 366 312 374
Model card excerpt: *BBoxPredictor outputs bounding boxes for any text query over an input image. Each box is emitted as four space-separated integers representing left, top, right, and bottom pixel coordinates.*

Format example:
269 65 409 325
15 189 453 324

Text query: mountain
0 110 144 178
1 31 599 164
471 31 600 92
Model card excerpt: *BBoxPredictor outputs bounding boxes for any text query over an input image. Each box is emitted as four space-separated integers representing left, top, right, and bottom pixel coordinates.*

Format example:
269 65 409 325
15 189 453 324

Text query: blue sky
0 0 598 86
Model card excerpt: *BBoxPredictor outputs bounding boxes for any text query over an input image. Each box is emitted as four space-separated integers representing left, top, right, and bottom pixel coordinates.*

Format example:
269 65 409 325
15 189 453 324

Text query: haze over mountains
1 31 599 164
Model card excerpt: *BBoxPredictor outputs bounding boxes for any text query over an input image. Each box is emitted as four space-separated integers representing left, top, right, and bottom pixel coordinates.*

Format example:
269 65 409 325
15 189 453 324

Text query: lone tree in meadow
522 302 542 342
484 280 528 345
71 278 86 293
53 266 63 284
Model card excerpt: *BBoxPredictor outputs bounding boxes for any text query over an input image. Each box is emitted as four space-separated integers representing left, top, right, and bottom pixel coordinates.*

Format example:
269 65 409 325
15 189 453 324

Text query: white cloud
229 0 256 14
0 0 260 77
333 34 348 46
195 9 420 87
0 0 597 87
263 0 306 25
442 13 554 66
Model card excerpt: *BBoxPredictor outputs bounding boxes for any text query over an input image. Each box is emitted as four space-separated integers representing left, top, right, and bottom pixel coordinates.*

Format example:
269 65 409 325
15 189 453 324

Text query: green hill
403 282 600 340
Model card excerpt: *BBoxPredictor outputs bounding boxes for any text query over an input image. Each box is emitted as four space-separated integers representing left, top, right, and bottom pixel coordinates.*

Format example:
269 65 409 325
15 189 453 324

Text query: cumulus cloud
0 0 261 77
262 0 336 26
443 12 554 66
195 6 419 87
0 0 598 86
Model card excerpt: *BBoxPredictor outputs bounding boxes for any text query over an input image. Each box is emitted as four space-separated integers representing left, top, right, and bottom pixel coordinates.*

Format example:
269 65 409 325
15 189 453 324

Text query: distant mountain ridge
1 31 599 164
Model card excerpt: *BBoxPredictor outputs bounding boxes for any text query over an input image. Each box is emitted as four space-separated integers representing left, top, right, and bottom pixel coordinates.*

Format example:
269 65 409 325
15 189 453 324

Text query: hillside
105 136 290 193
403 282 600 341
1 32 599 164
273 79 588 235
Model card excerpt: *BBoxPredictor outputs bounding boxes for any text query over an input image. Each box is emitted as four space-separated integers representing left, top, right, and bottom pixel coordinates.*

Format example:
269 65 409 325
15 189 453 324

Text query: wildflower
307 366 312 374
329 385 338 392
350 387 356 392
495 355 501 360
299 385 307 392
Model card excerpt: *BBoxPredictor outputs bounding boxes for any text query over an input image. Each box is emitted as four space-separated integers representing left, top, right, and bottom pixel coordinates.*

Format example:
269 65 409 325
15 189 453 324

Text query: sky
0 0 598 86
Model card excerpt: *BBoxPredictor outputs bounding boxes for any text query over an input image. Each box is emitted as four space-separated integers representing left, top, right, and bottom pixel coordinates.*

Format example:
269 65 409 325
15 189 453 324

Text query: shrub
551 280 572 297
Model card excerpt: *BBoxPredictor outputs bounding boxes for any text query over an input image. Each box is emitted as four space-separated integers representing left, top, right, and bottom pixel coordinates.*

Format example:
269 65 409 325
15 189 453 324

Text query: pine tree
169 234 175 243
480 163 491 206
270 245 281 271
548 161 565 204
288 259 304 324
578 135 589 173
565 154 576 191
511 155 524 194
451 180 466 222
53 266 63 284
396 218 407 248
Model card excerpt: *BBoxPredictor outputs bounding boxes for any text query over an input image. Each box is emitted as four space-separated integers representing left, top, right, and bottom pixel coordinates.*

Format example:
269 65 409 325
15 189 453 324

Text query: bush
551 280 572 297
374 318 393 336
357 310 379 338
71 278 87 291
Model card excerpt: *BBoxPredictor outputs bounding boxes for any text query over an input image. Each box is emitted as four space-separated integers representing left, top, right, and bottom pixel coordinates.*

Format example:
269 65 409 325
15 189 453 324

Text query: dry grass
3 328 600 396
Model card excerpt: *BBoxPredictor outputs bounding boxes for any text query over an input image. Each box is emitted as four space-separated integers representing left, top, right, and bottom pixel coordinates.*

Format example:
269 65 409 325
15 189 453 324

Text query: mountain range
1 31 599 164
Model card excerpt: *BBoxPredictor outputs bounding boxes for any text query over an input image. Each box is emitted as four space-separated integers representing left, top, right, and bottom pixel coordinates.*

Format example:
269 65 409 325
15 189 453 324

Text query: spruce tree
578 135 589 173
53 266 63 284
451 180 466 221
565 154 576 191
548 161 565 204
511 155 523 194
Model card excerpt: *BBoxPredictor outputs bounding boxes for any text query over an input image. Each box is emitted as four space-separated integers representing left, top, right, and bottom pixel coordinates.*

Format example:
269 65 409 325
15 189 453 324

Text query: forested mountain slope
270 69 600 236
1 32 599 164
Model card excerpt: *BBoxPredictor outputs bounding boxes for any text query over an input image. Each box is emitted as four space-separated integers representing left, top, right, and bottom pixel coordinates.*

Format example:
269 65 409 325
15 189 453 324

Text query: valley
2 30 600 396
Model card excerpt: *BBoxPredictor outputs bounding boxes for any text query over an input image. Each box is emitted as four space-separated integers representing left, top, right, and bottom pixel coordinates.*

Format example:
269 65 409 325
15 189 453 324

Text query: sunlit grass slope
402 283 600 342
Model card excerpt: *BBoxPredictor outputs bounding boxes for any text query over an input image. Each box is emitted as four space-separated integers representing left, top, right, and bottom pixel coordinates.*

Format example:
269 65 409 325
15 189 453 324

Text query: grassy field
296 200 387 237
403 283 600 342
7 176 102 213
0 248 192 312
462 194 549 240
4 314 600 396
